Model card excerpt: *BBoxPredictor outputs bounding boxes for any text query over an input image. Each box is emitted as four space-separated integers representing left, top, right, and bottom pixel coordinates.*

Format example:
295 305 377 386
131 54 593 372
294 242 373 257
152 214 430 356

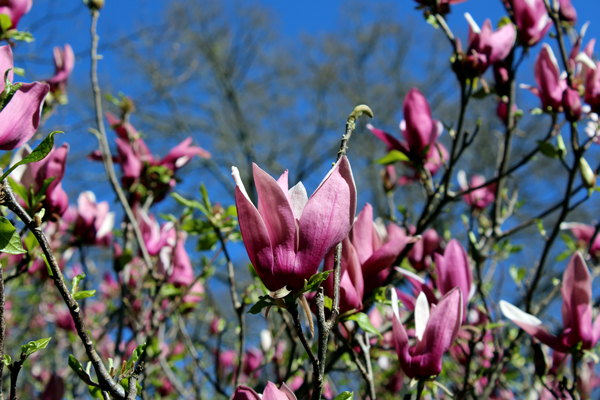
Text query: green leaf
1 30 34 43
0 14 11 32
200 183 212 212
171 192 209 215
333 392 354 400
425 14 438 29
73 290 96 300
375 150 410 165
0 216 25 255
345 312 382 339
0 131 63 183
297 270 332 297
0 68 22 112
8 178 29 207
40 253 53 277
88 386 103 399
509 265 526 287
2 354 11 366
21 337 51 358
71 273 86 296
247 295 276 315
125 343 146 373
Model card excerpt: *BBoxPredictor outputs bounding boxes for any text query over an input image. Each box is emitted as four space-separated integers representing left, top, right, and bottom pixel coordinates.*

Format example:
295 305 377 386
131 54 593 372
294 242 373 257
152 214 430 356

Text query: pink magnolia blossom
462 13 516 74
242 347 264 377
399 226 441 271
136 207 174 256
458 171 496 210
12 143 69 217
0 45 49 150
322 203 413 313
561 222 600 262
563 86 582 122
392 287 463 379
522 44 568 112
398 239 473 321
73 191 115 245
558 0 577 25
182 280 204 304
0 0 32 29
46 44 75 93
500 252 600 352
232 156 356 292
512 0 552 47
158 231 194 287
233 382 297 400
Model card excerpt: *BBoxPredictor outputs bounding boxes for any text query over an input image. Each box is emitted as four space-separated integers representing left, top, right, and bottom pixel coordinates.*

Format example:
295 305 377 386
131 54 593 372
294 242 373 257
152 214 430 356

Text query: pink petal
391 289 414 378
435 239 472 318
366 123 406 152
402 88 435 154
232 385 262 400
561 251 593 348
295 156 356 285
0 82 49 150
352 203 375 265
262 382 290 400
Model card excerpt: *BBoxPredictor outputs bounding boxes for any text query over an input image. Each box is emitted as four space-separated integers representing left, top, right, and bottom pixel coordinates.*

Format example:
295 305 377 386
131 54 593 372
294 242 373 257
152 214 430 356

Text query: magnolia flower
512 0 551 47
458 171 496 210
233 382 297 400
558 0 577 25
232 156 356 292
560 222 600 262
398 239 473 320
0 45 49 150
73 191 115 246
46 44 75 94
462 13 516 74
391 287 463 378
0 0 32 30
12 144 69 217
368 88 448 183
158 231 194 287
563 87 582 122
522 44 567 112
136 207 174 256
500 252 600 352
403 227 442 271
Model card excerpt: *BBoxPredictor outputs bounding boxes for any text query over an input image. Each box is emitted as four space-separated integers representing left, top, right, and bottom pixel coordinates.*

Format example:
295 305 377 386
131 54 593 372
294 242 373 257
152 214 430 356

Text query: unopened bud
580 157 596 189
556 134 566 159
87 0 105 10
563 87 582 122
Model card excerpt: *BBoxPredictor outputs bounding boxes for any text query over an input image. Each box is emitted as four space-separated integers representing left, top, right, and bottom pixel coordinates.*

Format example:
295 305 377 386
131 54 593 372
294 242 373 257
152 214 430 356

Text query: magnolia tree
0 0 599 399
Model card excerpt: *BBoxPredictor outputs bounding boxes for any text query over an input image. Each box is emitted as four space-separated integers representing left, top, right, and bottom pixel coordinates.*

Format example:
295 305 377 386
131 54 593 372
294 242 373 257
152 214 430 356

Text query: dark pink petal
254 163 298 287
395 268 438 305
513 0 551 46
362 236 412 291
232 385 262 400
434 239 472 318
234 185 277 291
561 252 593 348
160 137 210 171
167 232 194 287
116 138 142 186
279 383 297 400
391 289 414 379
402 88 435 154
295 156 356 286
0 0 32 29
534 44 567 111
323 237 363 313
0 45 13 89
366 123 406 153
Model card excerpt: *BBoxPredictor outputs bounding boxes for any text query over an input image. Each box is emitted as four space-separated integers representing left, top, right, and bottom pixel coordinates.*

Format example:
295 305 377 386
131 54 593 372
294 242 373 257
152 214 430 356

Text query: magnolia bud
556 134 567 159
563 87 582 122
88 0 105 10
580 157 596 189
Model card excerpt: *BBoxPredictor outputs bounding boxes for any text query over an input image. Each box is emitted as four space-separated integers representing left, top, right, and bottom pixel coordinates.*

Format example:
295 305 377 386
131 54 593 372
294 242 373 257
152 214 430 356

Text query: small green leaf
537 140 558 159
73 290 96 300
0 216 25 255
425 14 438 28
297 270 332 297
0 68 21 112
345 312 382 339
375 150 410 165
0 131 63 183
8 178 29 207
2 354 11 366
71 273 86 296
509 265 526 287
200 183 212 212
247 295 276 315
125 343 146 373
531 108 543 115
0 14 12 32
88 386 102 399
1 30 34 43
21 337 51 358
333 391 354 400
40 253 53 277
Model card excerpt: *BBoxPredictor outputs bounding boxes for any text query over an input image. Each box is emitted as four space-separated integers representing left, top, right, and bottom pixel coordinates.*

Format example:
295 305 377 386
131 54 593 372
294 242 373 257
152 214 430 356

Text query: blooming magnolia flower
46 44 75 94
398 239 473 320
560 222 600 262
322 203 413 313
512 0 551 47
136 207 174 256
458 170 496 210
462 13 516 74
73 191 115 245
391 287 463 378
158 231 194 287
500 252 600 352
232 156 356 292
12 143 69 217
0 0 32 30
368 88 448 183
233 382 297 400
0 45 49 150
522 44 567 112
